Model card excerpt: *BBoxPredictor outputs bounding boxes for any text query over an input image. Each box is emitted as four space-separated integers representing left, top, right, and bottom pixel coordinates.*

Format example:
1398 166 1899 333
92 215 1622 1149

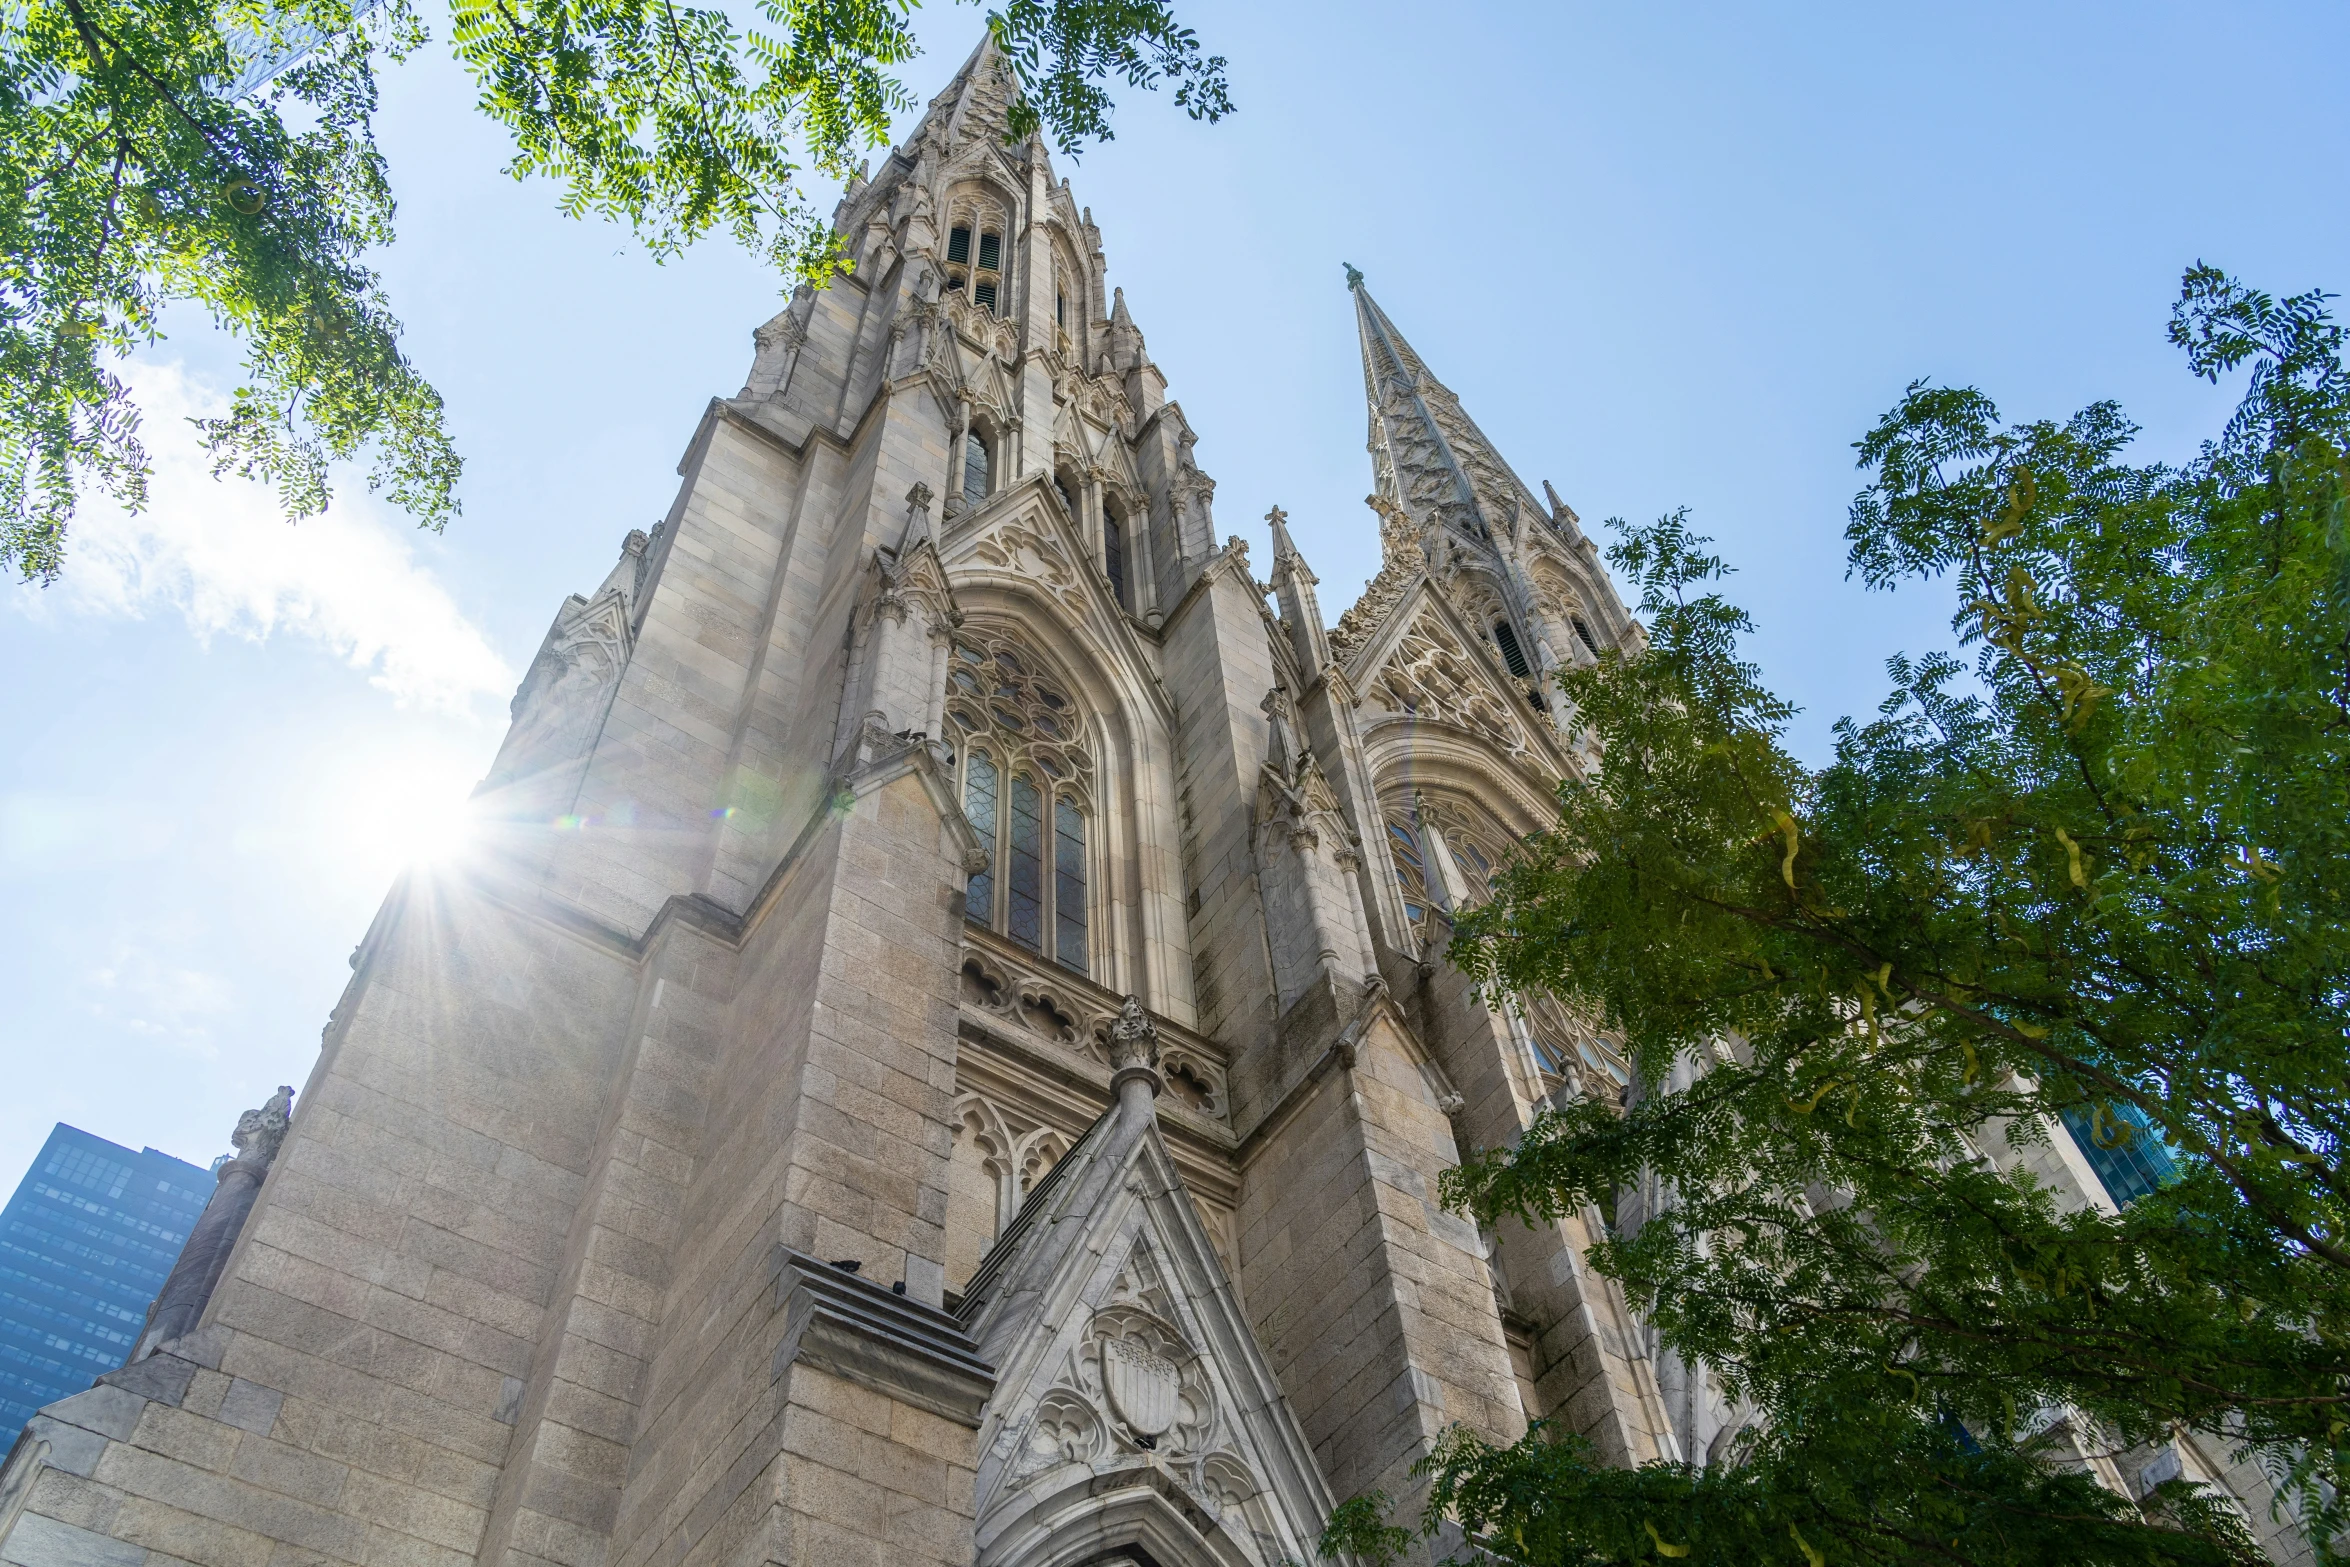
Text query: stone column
132 1085 292 1361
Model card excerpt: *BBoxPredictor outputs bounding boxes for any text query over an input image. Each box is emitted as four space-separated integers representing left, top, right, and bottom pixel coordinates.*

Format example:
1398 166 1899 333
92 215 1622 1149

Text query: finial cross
1265 504 1287 528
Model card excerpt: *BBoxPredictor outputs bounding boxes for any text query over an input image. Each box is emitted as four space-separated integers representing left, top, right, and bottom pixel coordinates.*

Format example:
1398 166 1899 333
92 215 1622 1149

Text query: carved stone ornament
231 1085 295 1168
1102 1337 1180 1438
1367 606 1533 759
1104 996 1159 1076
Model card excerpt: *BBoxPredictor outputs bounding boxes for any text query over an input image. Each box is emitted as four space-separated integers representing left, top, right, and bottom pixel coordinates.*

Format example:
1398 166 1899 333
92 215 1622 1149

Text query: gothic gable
958 1101 1334 1567
1342 575 1568 779
940 475 1173 726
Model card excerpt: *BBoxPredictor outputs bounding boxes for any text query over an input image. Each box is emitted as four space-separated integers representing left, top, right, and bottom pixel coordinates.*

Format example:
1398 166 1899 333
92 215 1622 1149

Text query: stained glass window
964 433 989 503
965 752 998 923
1054 797 1088 974
1448 834 1496 905
1008 774 1044 951
951 630 1096 966
1388 819 1431 931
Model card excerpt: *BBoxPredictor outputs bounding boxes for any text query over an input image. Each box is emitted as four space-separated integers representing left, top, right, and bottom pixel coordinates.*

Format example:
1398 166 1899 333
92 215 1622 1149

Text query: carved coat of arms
1101 1337 1180 1439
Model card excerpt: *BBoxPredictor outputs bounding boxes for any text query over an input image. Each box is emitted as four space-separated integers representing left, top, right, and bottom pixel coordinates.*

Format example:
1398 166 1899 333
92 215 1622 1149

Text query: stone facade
0 37 2312 1567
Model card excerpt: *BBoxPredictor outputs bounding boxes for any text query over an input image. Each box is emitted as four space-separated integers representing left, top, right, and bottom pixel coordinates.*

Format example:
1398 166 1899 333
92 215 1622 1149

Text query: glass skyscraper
2061 1100 2183 1207
0 1125 211 1438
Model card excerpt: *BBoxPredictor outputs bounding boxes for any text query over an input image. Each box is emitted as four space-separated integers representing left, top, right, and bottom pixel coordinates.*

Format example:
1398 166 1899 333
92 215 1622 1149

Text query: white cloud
83 934 237 1062
35 359 514 711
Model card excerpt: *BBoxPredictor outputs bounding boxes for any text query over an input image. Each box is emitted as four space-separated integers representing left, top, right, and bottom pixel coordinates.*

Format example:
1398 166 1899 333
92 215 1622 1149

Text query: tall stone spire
1265 504 1328 670
1350 268 1553 554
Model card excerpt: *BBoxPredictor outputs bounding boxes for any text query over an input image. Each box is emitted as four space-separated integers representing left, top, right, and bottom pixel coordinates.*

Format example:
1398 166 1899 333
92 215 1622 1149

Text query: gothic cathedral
2 36 2292 1567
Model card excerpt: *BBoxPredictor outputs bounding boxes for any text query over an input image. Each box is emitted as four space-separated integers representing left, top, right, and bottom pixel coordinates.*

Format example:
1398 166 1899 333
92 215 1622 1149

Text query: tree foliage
0 0 1226 580
1334 268 2350 1565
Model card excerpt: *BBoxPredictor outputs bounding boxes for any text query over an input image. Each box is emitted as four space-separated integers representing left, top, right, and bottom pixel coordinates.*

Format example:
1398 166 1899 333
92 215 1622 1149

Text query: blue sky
4 0 2345 1182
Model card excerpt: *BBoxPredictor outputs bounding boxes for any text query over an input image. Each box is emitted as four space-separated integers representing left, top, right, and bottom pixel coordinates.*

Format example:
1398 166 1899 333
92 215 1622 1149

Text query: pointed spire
1106 284 1143 371
1265 504 1328 670
1352 280 1544 552
900 28 1016 158
1266 503 1306 568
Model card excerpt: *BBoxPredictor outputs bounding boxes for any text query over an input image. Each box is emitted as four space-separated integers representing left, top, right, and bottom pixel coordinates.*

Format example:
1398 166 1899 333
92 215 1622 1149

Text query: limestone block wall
607 765 971 1567
548 414 812 931
1411 946 1673 1467
0 870 650 1567
1233 1012 1521 1533
1159 553 1278 1083
473 915 737 1567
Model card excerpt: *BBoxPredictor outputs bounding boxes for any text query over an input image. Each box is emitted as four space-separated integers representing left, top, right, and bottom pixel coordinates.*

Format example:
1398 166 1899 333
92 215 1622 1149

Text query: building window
963 432 990 504
946 632 1095 975
1449 833 1496 903
1493 620 1531 678
1525 992 1632 1099
977 231 1001 271
947 226 972 265
1387 819 1433 932
1007 773 1044 950
965 751 999 920
1572 616 1600 656
2060 1102 2181 1206
1056 290 1067 328
1054 472 1078 520
974 279 999 314
1387 797 1513 943
1054 797 1088 974
1103 512 1127 608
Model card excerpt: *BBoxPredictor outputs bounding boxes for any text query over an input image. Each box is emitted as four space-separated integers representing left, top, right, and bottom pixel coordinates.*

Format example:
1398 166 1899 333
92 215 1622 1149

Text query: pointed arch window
1007 773 1045 948
1386 818 1434 934
1448 833 1497 902
1385 796 1514 946
947 632 1095 974
963 433 990 504
965 751 999 922
1054 797 1088 974
1493 620 1531 678
1103 511 1128 609
968 230 1003 314
1524 993 1632 1102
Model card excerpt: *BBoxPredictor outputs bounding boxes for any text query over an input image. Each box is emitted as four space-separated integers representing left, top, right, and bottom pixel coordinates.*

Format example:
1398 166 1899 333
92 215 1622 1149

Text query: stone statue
230 1085 294 1169
133 1085 297 1360
1104 996 1159 1075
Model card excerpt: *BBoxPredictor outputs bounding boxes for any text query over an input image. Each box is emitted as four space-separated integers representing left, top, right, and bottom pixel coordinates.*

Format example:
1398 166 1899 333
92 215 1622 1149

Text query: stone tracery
1364 608 1534 759
950 626 1095 973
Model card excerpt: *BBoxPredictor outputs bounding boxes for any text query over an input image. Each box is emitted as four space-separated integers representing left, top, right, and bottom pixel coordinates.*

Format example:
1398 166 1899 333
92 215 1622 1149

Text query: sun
322 737 488 885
